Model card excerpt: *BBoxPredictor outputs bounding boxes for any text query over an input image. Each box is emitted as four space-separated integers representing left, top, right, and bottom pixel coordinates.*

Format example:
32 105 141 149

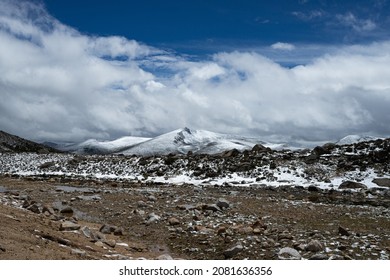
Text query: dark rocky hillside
0 131 59 153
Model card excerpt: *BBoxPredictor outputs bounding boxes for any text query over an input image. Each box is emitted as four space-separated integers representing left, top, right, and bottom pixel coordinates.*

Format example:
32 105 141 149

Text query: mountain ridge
0 130 59 153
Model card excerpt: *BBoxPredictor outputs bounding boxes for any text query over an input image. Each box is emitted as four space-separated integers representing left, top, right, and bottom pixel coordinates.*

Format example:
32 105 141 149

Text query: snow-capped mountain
121 127 270 156
336 135 379 145
47 127 292 156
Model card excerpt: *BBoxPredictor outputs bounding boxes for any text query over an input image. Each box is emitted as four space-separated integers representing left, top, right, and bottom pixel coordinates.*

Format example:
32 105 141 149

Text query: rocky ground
1 138 389 260
1 175 389 260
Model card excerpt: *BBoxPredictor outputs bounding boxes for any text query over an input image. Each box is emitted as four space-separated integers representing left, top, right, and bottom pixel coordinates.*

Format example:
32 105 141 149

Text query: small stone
104 239 116 248
177 204 196 211
278 232 293 241
168 217 180 226
146 213 161 224
253 228 264 235
217 226 227 235
137 201 148 208
42 205 55 215
114 227 124 236
60 206 74 215
252 219 267 230
305 240 324 252
157 254 173 260
338 226 350 236
278 247 302 260
202 204 221 212
216 198 230 209
81 226 92 238
27 204 41 214
238 226 254 234
309 253 328 260
308 185 320 192
22 200 31 208
60 221 80 231
71 249 86 257
329 255 345 260
99 224 116 234
0 244 6 252
223 244 244 258
95 241 105 248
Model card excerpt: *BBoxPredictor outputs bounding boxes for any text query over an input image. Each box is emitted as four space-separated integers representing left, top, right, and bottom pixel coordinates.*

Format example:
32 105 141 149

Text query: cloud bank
1 0 390 142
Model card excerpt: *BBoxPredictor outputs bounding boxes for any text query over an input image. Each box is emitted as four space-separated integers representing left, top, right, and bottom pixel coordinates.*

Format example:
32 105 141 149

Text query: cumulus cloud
0 0 390 143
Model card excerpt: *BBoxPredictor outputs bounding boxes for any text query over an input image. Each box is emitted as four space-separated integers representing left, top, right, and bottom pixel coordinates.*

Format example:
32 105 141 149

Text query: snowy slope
60 136 151 154
337 135 379 145
121 127 269 156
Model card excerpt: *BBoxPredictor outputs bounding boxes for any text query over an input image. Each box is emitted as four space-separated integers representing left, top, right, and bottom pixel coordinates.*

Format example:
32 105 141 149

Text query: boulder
252 144 269 153
372 178 390 188
339 181 367 189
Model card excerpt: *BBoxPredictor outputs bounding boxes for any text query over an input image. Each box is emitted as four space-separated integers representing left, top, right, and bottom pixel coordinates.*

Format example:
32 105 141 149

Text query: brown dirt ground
1 176 389 260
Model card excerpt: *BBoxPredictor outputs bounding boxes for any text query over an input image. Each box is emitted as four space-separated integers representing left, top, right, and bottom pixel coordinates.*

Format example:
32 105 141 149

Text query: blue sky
1 0 390 142
44 0 390 53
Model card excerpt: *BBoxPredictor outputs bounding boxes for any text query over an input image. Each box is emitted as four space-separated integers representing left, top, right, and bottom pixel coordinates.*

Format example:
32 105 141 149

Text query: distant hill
336 135 380 145
0 131 59 153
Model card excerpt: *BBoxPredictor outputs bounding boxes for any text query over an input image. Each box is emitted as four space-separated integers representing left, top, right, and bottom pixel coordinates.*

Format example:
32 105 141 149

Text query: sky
0 0 390 143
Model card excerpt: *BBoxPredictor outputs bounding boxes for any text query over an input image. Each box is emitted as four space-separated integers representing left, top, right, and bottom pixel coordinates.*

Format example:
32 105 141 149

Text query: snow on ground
1 151 388 192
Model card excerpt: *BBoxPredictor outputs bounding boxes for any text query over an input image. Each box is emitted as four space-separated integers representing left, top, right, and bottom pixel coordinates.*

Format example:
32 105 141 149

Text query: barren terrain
1 175 389 260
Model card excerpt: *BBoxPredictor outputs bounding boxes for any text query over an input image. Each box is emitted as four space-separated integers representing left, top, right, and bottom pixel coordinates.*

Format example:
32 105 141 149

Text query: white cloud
0 0 389 143
336 12 377 32
271 42 296 51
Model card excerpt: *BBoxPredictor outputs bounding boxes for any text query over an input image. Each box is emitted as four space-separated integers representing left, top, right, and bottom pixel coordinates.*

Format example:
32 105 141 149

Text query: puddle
0 186 7 193
55 185 94 194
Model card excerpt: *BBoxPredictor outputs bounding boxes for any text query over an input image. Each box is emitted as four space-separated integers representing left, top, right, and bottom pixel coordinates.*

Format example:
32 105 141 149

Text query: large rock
221 149 240 158
372 178 390 188
339 181 367 189
251 144 269 153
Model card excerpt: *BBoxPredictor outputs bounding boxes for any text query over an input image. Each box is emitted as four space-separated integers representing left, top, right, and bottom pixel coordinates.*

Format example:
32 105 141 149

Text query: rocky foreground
0 138 389 260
